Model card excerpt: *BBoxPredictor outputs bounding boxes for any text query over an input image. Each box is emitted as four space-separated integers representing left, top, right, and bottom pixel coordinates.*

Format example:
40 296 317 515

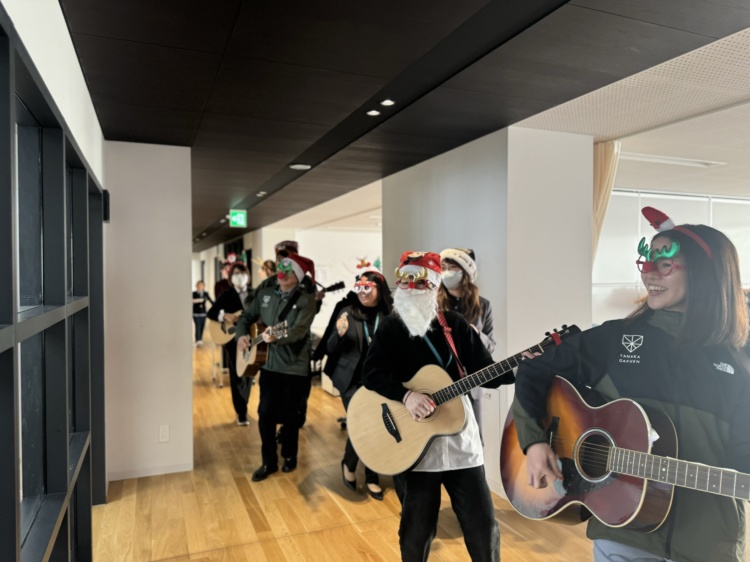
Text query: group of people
192 207 750 562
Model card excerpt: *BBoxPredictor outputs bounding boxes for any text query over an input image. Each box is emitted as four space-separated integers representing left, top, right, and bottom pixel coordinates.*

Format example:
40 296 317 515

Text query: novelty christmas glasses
636 237 685 276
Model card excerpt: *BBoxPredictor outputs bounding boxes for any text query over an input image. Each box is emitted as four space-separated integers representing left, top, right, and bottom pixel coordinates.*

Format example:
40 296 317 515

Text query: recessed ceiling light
256 191 267 197
289 163 312 171
201 233 207 237
220 218 226 223
380 99 395 107
620 152 726 168
366 110 381 117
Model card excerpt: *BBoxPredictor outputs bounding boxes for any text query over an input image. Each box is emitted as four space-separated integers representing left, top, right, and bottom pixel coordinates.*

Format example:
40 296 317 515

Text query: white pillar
382 126 593 493
103 141 193 480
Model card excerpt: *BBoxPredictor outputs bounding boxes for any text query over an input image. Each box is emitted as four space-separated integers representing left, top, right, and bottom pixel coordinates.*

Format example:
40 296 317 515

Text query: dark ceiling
58 0 750 251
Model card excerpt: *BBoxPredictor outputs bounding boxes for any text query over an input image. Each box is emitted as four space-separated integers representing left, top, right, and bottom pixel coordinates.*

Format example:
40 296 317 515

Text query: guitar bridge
381 404 402 443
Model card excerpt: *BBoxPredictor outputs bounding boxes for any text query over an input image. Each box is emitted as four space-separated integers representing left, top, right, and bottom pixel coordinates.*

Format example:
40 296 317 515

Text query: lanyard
363 314 380 345
424 334 453 370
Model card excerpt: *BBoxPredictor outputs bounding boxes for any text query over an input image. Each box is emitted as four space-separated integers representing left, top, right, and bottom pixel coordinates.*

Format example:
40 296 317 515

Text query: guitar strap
437 312 467 378
277 289 302 323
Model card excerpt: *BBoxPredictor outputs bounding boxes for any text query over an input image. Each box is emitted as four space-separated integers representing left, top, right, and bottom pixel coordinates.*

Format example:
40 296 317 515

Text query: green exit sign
229 209 247 228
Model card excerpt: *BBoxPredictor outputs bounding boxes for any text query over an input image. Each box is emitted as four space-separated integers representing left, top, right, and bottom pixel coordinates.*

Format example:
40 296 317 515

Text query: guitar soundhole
576 429 613 482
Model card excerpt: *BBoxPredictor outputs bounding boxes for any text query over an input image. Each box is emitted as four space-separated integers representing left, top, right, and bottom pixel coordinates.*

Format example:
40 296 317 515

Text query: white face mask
441 270 463 290
232 274 248 288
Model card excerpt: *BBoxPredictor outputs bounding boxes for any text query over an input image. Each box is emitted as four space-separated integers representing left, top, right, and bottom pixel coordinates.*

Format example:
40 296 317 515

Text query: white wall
2 0 104 183
104 141 193 480
382 126 593 493
295 229 382 336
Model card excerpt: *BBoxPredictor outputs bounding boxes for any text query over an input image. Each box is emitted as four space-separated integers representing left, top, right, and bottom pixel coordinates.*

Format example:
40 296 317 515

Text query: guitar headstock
540 324 581 350
271 320 289 340
324 281 346 293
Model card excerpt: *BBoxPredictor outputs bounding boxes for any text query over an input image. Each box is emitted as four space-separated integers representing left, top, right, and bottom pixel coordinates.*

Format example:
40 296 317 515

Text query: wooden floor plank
91 336 749 561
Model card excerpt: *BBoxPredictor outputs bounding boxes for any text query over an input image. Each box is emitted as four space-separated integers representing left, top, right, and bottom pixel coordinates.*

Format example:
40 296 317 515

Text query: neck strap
436 312 467 378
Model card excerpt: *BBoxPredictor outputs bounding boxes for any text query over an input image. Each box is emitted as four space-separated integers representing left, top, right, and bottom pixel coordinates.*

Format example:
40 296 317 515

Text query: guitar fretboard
431 343 545 406
609 447 750 501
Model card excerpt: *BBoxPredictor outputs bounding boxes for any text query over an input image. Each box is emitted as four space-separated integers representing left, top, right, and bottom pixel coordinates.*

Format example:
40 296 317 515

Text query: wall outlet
159 425 170 443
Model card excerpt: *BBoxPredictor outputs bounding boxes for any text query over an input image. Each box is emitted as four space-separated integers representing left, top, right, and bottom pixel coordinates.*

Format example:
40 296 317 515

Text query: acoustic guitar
501 376 750 532
319 281 346 294
346 325 580 475
235 321 288 377
207 310 243 345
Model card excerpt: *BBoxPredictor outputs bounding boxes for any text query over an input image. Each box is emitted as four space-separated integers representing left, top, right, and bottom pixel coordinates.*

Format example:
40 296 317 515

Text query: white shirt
413 394 483 472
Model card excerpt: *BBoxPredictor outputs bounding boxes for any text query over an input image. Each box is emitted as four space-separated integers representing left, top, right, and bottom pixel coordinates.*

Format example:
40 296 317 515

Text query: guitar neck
609 447 750 501
431 343 545 406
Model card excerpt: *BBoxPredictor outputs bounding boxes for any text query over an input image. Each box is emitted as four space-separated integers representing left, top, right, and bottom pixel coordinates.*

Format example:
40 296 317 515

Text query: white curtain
592 141 621 264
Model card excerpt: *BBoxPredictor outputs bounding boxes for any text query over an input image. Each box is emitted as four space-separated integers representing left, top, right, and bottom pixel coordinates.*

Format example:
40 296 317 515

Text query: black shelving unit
0 5 105 561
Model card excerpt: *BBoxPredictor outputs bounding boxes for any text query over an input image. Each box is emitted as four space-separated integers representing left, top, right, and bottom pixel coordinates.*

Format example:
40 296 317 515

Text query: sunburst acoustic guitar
346 325 580 475
501 376 750 532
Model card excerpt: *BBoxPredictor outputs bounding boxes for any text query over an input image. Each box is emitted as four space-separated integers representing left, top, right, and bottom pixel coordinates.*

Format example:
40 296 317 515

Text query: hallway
90 341 601 561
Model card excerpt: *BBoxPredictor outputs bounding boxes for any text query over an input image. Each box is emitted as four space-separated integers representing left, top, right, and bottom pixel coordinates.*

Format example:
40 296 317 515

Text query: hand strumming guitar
237 335 250 351
525 442 563 489
403 391 435 421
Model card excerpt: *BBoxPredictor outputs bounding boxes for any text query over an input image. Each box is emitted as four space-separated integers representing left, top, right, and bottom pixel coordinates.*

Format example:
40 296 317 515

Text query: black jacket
314 291 359 365
325 304 383 394
192 291 213 315
362 311 513 403
206 288 245 321
513 310 750 562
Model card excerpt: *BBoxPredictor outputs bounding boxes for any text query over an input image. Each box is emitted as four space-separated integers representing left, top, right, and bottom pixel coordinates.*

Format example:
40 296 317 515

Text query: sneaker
236 416 250 426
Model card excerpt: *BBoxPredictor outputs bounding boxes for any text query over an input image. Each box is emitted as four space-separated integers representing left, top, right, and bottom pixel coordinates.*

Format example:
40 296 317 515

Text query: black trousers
224 339 251 419
258 369 310 467
341 385 379 484
394 466 499 562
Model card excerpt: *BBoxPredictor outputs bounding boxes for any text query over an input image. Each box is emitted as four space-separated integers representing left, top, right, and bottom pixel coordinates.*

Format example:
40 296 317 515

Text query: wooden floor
93 339 666 562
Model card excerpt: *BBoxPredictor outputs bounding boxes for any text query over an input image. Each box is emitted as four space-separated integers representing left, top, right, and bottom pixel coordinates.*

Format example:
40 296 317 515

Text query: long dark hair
351 271 393 318
437 259 482 325
629 225 748 349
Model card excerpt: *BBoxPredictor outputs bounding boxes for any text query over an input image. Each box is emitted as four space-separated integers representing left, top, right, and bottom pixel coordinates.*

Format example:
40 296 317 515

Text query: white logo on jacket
262 295 271 307
713 362 735 375
622 335 643 353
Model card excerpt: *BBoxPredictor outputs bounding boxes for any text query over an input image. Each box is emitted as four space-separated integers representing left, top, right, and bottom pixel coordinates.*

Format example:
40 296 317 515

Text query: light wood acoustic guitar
235 321 288 377
501 376 750 532
346 325 580 475
208 310 243 345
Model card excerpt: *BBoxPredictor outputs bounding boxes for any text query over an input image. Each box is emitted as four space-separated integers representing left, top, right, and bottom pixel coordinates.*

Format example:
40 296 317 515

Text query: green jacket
236 285 315 377
512 310 750 562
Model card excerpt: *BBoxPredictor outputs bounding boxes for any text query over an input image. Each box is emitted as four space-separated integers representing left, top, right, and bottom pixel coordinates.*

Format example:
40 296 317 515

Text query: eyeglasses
277 262 294 275
395 279 432 290
636 258 685 277
353 281 376 294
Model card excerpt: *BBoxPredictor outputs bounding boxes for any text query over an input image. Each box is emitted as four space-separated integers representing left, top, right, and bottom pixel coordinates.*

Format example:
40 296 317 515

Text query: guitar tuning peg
545 331 551 336
562 324 568 329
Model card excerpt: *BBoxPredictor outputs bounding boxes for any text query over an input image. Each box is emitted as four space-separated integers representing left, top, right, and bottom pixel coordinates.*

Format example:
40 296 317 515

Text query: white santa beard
393 288 438 338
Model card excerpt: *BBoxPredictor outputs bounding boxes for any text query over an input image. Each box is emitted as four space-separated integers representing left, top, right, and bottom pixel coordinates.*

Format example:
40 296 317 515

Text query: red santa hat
641 206 712 258
279 254 315 284
395 251 442 287
274 240 299 255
